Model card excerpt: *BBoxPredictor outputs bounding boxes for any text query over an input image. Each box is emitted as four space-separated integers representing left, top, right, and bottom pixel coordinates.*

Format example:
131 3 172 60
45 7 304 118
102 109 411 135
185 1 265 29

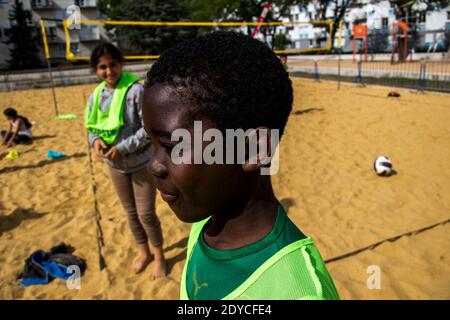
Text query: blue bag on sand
19 251 50 286
17 243 86 287
47 150 66 159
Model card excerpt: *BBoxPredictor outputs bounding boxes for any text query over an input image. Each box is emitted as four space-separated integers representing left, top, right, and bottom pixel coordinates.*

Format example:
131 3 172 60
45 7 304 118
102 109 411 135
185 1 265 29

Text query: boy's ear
242 127 273 173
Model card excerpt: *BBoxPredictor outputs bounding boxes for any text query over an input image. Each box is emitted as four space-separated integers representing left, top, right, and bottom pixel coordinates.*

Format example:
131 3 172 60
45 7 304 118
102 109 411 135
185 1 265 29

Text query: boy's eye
143 128 151 141
162 143 174 152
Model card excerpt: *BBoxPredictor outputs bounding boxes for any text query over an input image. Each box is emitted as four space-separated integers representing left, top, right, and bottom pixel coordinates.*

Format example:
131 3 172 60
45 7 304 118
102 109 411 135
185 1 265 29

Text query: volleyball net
39 19 336 61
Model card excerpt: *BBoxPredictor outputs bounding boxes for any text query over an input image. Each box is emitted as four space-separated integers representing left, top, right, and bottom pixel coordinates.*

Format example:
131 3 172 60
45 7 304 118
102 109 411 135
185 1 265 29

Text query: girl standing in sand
1 108 33 147
85 43 166 279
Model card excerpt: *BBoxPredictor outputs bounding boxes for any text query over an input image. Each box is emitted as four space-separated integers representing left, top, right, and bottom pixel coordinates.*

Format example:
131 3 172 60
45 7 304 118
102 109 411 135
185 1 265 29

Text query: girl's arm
2 122 12 144
86 93 107 160
7 119 21 146
86 93 101 146
114 84 149 156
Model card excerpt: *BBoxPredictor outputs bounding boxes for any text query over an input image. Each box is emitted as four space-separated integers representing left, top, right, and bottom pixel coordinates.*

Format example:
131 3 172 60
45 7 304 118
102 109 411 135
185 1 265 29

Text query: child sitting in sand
1 108 33 147
142 31 339 299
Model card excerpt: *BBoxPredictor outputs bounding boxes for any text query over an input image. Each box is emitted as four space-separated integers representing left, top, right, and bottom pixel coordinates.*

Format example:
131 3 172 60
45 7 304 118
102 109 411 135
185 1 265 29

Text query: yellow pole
62 20 74 60
63 19 336 60
40 19 50 60
338 20 343 49
76 19 333 27
328 20 333 50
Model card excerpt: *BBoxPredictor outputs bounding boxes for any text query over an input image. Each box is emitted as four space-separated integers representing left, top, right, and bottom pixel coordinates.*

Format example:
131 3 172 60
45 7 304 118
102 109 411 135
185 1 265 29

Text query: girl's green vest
84 72 140 145
180 218 340 300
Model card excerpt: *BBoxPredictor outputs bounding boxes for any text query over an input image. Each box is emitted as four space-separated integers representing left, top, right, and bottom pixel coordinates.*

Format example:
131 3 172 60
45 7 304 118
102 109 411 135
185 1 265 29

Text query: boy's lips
157 187 179 203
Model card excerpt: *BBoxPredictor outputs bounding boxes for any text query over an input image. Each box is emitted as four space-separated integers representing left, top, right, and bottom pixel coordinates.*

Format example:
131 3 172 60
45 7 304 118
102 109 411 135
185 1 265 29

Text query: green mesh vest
84 71 140 145
180 217 340 300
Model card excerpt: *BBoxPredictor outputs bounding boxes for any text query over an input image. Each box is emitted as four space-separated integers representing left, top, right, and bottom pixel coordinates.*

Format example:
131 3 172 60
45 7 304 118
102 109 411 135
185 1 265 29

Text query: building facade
0 0 107 69
282 0 450 53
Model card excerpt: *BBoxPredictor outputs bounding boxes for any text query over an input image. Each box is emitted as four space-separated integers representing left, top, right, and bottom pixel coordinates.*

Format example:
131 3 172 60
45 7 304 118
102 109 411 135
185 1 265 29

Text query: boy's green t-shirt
186 204 306 300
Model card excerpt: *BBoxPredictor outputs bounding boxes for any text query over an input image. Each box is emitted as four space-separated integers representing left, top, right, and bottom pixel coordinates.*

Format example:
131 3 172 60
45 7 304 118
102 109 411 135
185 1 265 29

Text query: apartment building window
420 12 426 23
447 11 450 20
76 0 96 7
0 28 4 41
32 0 53 6
70 43 80 53
48 27 57 41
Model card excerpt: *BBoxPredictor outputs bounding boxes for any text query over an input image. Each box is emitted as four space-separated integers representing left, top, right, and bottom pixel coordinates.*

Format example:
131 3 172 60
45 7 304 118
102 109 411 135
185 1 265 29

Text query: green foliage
98 0 197 55
273 33 292 50
4 0 41 70
188 0 300 35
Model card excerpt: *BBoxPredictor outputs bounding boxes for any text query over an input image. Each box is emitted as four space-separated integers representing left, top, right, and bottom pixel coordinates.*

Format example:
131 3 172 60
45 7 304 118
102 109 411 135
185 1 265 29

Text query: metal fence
1 57 449 93
289 58 450 93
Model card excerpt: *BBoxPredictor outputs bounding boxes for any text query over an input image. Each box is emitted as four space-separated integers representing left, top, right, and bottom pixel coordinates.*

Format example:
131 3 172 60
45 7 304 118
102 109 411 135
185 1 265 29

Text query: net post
40 19 59 117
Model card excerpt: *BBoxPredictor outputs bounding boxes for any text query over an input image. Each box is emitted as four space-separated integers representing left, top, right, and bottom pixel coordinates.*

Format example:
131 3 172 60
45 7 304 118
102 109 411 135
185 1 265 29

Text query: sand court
0 78 449 299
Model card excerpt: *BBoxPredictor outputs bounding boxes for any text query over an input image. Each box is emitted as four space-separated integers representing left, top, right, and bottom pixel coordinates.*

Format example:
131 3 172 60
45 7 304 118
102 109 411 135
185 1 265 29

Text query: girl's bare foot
131 254 153 274
151 258 167 280
149 244 167 280
132 244 153 274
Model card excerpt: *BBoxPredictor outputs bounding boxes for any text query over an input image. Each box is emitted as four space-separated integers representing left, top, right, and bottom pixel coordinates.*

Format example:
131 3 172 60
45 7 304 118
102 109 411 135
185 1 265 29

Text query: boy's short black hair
145 31 293 137
90 42 125 69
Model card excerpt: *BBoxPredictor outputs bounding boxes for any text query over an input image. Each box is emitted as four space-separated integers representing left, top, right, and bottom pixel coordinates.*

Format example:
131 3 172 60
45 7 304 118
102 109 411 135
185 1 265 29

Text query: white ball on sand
374 156 393 176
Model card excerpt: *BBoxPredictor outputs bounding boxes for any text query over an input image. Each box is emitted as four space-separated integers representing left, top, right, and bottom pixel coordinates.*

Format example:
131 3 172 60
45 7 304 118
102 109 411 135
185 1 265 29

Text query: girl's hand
103 146 121 161
92 139 107 161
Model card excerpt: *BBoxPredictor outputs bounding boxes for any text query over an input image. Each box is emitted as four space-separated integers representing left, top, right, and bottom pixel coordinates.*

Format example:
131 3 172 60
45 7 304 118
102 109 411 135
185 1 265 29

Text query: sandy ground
0 78 449 299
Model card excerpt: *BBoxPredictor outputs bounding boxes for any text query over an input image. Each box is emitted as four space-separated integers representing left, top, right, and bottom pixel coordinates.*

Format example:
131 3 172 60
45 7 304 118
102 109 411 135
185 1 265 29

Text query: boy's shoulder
224 239 340 300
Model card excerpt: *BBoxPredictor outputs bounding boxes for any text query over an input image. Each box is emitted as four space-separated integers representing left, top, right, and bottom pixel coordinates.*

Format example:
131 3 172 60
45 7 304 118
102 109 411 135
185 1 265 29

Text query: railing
0 62 152 92
79 26 100 41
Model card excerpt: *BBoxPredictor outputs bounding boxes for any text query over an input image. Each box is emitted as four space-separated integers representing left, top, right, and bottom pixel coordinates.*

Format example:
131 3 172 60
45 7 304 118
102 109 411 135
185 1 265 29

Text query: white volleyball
374 156 393 176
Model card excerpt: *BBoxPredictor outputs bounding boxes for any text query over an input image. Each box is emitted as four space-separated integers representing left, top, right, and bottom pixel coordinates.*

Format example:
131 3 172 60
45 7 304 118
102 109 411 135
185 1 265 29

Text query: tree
296 1 356 52
4 0 41 70
98 0 197 55
188 0 301 36
273 33 292 50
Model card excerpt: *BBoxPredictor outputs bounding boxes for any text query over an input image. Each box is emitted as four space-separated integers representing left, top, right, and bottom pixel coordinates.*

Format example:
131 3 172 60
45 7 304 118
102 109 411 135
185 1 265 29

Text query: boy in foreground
142 31 339 300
